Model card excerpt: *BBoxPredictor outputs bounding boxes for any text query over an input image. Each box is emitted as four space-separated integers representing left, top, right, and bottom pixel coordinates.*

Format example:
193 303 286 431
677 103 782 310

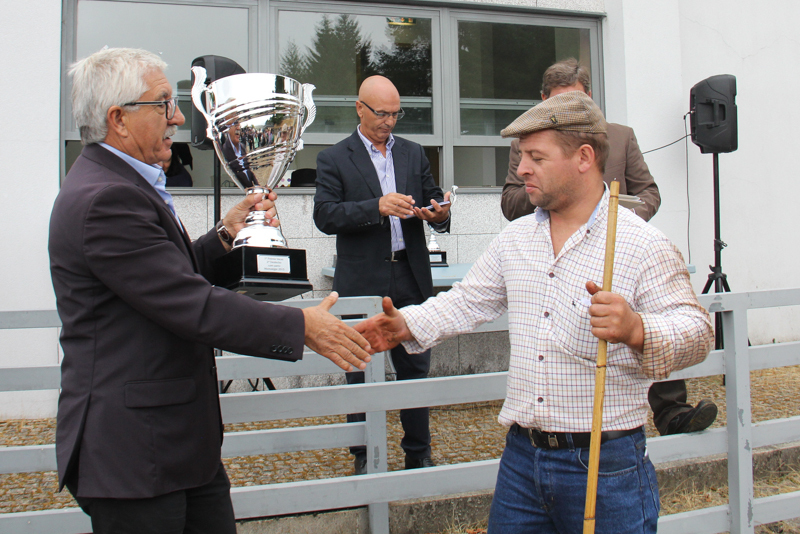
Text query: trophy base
429 250 448 267
214 246 313 301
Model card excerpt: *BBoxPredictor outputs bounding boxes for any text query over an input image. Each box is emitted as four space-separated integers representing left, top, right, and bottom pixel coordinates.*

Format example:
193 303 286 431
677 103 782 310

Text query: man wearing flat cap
355 91 713 533
502 58 716 439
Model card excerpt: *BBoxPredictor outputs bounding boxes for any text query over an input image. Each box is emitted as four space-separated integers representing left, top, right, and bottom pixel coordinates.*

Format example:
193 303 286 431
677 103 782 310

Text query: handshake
314 279 648 371
302 295 408 372
307 294 411 374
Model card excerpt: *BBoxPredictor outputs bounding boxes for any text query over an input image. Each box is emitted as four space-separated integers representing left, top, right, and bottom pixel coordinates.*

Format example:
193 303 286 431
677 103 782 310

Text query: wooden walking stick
583 180 620 534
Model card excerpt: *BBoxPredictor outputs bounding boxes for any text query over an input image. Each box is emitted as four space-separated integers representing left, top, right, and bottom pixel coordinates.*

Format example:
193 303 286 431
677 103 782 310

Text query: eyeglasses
121 97 178 120
359 101 405 120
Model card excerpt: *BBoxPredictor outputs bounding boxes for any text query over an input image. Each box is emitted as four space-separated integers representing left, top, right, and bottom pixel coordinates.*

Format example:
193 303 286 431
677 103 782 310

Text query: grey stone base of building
235 441 800 534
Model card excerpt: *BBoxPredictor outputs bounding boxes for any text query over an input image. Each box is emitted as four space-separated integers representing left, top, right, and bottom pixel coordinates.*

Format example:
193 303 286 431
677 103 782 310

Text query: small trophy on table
428 186 458 267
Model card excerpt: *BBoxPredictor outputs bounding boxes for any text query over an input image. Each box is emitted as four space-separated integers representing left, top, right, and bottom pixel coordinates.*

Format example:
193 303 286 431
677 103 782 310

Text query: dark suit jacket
501 122 661 222
49 144 305 499
313 131 447 300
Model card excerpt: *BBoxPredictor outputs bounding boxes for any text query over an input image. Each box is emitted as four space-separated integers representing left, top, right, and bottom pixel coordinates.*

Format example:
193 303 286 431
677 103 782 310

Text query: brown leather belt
511 423 643 450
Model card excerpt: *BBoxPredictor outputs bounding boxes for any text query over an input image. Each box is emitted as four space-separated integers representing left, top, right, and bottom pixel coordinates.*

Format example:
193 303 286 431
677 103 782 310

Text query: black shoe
664 399 718 435
353 454 367 475
405 456 436 469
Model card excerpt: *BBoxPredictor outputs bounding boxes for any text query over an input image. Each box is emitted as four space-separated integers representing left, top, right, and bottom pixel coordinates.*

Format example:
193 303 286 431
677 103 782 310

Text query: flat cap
501 90 607 138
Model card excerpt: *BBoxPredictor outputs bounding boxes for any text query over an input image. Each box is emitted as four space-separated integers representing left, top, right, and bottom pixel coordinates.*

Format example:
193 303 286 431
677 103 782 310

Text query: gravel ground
2 366 799 523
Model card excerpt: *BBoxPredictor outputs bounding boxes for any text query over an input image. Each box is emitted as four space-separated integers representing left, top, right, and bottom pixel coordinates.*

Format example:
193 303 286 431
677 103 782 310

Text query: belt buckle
389 251 399 262
547 434 559 448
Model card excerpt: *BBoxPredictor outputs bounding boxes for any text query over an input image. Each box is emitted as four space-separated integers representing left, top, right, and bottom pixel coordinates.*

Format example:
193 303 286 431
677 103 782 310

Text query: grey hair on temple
70 48 167 145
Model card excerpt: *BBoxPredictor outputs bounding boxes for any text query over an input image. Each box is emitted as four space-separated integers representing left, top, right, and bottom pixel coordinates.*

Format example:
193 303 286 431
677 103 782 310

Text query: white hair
70 48 168 145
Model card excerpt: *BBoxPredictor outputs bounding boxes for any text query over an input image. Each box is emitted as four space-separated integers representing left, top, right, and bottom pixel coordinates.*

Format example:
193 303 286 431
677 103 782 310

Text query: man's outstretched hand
303 292 373 371
585 281 644 353
354 297 413 352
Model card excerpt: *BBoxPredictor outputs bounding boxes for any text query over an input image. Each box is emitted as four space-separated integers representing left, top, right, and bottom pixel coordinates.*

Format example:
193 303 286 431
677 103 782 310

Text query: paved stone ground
2 367 799 522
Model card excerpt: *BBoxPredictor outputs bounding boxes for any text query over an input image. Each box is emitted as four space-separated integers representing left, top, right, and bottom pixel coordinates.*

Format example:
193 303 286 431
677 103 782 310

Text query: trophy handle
190 66 213 139
300 84 316 136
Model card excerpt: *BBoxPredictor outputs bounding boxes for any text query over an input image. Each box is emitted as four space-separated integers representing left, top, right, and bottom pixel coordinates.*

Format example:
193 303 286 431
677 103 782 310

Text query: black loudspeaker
690 74 738 154
190 55 246 150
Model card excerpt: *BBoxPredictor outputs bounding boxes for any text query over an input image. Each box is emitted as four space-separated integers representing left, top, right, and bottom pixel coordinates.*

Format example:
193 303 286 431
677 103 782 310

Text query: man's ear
106 106 128 138
576 144 595 173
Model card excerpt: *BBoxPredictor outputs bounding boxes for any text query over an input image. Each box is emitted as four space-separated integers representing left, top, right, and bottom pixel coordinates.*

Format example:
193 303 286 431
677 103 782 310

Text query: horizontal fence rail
1 290 800 533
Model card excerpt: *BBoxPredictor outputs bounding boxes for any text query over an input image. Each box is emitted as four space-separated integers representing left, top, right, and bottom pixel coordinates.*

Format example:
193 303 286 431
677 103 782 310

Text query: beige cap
501 90 607 138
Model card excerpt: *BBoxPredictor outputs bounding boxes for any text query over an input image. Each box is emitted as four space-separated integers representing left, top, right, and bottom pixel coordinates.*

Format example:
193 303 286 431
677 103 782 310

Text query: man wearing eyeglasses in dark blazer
49 48 372 534
314 75 453 474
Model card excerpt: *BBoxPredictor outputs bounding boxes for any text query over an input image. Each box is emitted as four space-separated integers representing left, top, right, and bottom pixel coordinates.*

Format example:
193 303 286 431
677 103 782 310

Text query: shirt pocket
552 287 597 361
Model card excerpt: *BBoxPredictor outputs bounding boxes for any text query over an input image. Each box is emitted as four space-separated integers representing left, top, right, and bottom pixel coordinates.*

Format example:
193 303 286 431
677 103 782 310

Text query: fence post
722 303 754 533
365 350 390 534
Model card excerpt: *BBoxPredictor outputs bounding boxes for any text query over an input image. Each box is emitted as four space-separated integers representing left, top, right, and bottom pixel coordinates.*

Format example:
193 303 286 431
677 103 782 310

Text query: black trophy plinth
429 250 448 268
214 246 312 301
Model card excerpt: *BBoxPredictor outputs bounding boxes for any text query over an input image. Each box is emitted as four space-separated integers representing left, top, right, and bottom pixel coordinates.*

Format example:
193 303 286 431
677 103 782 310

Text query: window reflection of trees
280 14 432 98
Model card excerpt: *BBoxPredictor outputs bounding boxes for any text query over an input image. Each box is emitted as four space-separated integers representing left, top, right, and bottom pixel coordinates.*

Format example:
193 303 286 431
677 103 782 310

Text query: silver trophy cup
191 67 316 300
191 66 316 248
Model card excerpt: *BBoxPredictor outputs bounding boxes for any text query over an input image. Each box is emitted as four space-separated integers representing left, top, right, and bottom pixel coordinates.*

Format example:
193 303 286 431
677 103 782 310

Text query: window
278 12 433 136
62 0 601 190
452 16 595 187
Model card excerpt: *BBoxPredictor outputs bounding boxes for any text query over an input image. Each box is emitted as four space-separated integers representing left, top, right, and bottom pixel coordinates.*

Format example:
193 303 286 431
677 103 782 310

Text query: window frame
60 0 604 191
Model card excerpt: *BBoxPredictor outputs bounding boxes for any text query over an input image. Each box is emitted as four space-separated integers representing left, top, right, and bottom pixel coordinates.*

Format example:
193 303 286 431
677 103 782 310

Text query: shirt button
543 311 550 318
548 272 555 278
538 355 544 361
537 397 544 403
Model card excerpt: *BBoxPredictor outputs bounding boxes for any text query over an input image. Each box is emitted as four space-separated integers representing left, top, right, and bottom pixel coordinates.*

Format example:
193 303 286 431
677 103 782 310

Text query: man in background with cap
502 58 716 437
355 91 713 533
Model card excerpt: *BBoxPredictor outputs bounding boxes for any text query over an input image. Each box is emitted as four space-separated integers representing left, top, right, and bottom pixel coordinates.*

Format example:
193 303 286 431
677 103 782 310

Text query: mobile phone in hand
404 200 450 218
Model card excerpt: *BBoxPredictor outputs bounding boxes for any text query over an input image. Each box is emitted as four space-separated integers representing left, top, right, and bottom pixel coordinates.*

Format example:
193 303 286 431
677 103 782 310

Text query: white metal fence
1 290 799 533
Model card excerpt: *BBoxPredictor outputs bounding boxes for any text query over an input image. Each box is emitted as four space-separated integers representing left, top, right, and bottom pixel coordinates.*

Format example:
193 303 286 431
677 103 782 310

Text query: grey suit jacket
501 123 661 222
49 144 305 499
313 131 447 300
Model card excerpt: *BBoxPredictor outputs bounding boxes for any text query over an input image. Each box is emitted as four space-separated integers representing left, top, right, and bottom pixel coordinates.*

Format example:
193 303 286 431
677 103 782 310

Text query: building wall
605 0 800 344
3 0 799 417
0 0 63 418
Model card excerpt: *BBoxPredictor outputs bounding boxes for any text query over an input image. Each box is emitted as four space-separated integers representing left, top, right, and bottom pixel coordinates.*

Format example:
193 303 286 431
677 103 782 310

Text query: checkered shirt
401 188 713 432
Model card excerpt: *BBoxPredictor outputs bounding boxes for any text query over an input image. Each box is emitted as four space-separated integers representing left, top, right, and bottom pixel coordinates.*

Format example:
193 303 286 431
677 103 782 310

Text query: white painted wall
605 0 800 343
0 0 63 417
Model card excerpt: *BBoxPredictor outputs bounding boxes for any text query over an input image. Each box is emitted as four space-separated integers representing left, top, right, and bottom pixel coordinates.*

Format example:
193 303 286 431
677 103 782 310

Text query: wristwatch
215 220 234 247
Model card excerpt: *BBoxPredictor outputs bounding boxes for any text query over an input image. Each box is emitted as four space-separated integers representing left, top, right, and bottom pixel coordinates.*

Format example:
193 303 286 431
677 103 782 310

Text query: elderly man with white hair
49 47 372 534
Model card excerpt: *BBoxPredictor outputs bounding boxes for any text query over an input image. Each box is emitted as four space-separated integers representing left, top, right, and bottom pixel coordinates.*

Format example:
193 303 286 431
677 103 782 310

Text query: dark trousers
649 379 693 435
348 256 432 459
67 462 235 534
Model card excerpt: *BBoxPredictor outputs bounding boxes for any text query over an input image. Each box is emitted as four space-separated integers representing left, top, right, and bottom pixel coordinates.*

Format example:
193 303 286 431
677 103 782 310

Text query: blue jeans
488 426 659 534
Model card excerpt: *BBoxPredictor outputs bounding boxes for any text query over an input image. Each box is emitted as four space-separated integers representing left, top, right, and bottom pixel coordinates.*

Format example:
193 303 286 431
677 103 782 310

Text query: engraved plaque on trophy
192 67 316 301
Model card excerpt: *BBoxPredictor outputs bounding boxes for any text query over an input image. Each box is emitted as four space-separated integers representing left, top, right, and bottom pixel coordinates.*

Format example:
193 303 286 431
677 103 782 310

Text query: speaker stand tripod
700 153 729 351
